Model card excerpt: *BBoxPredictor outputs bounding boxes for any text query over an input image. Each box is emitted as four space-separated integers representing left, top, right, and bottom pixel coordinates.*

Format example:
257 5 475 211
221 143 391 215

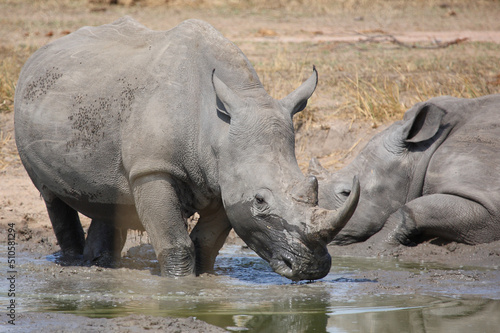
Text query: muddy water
4 244 500 332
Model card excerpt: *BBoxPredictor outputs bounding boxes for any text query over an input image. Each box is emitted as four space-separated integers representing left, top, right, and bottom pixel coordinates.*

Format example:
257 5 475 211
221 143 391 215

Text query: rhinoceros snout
270 249 332 281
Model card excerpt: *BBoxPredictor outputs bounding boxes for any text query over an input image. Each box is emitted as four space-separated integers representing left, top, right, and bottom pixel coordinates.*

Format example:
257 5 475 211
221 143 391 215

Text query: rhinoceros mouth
270 255 295 280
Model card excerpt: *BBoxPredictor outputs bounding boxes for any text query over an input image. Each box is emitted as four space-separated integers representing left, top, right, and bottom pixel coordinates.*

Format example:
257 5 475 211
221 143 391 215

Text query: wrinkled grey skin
15 17 359 281
310 95 500 247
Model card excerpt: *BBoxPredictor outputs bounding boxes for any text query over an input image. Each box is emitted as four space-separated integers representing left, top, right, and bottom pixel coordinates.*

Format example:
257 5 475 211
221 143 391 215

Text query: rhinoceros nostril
283 257 293 270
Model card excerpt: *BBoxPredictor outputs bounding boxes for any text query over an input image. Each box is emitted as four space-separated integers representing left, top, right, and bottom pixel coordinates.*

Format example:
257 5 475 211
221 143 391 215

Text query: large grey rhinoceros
310 95 500 247
14 17 359 281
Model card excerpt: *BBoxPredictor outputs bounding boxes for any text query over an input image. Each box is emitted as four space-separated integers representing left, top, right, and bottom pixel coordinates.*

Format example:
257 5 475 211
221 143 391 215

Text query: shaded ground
1 0 500 331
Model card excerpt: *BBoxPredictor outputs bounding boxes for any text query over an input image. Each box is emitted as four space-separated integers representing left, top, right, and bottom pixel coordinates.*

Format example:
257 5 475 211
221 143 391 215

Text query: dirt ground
1 0 500 331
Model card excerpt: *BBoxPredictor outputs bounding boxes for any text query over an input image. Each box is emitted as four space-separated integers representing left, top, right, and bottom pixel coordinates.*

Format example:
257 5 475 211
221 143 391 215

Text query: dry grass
341 72 403 122
0 131 18 171
0 46 34 169
1 0 500 168
336 68 495 124
0 47 26 113
248 41 500 128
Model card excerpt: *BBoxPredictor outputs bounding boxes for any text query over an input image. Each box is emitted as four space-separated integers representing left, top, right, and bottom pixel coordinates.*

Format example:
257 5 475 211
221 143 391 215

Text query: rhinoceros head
309 103 446 245
213 68 360 281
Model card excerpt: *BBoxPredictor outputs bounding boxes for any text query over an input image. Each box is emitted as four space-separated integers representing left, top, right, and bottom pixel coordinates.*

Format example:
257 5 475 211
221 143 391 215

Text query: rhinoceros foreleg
132 174 196 277
374 194 498 245
83 219 127 267
190 206 232 275
44 197 85 259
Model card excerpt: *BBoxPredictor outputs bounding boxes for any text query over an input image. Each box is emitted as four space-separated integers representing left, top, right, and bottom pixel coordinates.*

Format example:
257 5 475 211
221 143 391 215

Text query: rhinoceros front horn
306 176 360 244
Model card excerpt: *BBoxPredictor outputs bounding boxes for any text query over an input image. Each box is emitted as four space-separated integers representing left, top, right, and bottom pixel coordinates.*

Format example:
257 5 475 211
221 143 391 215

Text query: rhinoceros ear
280 66 318 116
212 70 245 118
402 103 446 143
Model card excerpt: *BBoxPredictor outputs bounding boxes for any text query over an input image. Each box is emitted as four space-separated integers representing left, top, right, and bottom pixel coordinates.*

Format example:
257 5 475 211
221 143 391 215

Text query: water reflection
327 298 500 333
7 245 500 332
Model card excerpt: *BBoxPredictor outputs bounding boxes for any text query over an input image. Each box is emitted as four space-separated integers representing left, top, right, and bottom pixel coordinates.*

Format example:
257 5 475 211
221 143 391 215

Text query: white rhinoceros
310 95 500 247
15 17 359 280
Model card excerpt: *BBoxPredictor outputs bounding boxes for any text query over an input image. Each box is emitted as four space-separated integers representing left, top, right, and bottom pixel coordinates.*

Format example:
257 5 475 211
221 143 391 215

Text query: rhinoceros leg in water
44 197 85 259
132 174 196 277
83 219 127 267
375 194 497 245
190 206 232 275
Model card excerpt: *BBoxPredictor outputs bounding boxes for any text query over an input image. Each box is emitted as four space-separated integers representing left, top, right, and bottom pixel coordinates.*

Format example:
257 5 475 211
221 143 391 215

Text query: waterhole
2 244 499 332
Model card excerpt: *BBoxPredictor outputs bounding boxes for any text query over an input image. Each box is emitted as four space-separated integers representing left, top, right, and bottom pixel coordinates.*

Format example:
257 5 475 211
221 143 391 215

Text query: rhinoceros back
14 18 161 205
15 17 248 209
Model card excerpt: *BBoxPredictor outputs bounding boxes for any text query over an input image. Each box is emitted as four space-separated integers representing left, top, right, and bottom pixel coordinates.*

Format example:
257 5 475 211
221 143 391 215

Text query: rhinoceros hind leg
83 219 127 267
375 194 499 245
190 206 232 275
44 197 85 260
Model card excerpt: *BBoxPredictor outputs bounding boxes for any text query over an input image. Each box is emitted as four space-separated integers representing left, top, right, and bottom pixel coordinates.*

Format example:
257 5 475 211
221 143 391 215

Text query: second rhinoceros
310 95 500 247
15 17 359 281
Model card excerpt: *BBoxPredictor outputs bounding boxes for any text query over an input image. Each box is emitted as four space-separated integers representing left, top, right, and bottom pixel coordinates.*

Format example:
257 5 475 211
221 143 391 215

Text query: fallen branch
354 32 469 49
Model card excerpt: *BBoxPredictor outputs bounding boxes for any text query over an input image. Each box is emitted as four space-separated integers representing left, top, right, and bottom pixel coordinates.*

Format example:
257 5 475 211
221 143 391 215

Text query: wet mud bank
14 312 226 333
2 239 500 332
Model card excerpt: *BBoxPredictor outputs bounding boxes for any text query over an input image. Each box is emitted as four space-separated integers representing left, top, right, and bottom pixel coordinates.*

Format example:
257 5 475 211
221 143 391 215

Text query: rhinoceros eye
340 189 351 197
335 183 352 198
253 189 272 214
253 193 269 217
252 191 271 217
255 193 266 205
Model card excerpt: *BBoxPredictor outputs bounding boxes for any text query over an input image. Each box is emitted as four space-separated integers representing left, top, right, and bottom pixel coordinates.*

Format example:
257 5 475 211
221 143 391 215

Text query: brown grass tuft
0 131 18 170
0 46 33 114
